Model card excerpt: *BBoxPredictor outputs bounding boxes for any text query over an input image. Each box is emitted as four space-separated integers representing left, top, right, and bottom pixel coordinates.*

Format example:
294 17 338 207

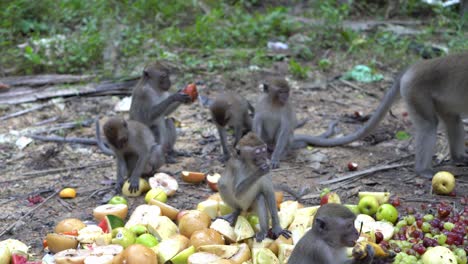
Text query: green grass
0 0 466 77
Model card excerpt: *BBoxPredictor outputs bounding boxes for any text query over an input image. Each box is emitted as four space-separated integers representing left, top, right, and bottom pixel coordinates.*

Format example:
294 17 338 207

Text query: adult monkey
129 61 191 163
288 203 374 264
253 78 337 169
293 53 468 179
217 132 291 242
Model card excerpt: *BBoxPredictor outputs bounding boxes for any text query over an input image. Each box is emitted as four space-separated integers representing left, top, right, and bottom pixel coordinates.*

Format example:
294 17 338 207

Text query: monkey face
144 67 171 91
276 89 289 105
104 118 129 149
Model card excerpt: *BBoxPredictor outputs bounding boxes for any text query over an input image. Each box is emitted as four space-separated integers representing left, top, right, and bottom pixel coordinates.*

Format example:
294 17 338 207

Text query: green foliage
318 59 332 71
395 131 411 140
289 59 309 79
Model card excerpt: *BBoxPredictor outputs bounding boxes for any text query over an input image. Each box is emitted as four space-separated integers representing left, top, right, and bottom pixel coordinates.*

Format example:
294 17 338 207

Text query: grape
423 214 434 222
405 215 416 225
444 222 455 231
412 243 426 255
421 222 431 233
375 231 384 244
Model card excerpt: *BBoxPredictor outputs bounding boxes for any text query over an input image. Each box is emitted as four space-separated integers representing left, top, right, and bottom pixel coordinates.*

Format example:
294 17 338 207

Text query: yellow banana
352 241 396 259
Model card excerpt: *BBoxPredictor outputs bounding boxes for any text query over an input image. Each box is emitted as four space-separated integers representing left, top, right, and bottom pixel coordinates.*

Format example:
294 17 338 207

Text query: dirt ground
1 50 467 260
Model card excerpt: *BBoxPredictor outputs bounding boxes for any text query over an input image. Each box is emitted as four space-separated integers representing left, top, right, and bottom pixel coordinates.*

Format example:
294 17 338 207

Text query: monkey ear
315 217 328 232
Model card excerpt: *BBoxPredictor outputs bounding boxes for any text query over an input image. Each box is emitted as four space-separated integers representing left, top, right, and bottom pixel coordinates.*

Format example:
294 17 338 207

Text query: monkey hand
173 91 192 104
270 158 280 169
128 176 141 193
255 231 268 242
269 226 291 240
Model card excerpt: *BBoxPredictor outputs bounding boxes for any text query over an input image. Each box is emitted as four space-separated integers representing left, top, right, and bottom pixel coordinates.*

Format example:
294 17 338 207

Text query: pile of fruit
0 170 466 264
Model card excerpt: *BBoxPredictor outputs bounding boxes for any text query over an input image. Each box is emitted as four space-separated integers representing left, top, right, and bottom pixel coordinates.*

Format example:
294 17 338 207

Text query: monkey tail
95 119 115 156
294 78 401 147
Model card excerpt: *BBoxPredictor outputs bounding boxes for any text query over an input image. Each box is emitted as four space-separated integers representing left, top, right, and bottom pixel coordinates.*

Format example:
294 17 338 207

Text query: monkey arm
217 125 230 160
95 119 114 156
271 122 290 166
116 156 128 190
149 96 181 120
234 169 268 197
128 151 151 192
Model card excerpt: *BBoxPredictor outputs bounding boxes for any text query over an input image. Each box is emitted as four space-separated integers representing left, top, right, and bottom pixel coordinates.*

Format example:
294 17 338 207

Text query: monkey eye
255 148 261 154
262 147 267 152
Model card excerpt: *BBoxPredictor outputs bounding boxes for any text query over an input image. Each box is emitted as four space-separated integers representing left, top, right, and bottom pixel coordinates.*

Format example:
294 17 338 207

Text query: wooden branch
28 135 97 145
318 162 414 185
0 190 58 238
0 102 53 121
0 74 95 87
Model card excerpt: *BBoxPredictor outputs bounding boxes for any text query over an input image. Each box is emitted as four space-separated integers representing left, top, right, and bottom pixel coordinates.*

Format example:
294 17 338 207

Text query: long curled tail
294 78 401 147
95 119 114 156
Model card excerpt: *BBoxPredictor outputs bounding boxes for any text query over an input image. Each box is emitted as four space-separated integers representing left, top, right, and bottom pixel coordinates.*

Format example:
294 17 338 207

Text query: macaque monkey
209 92 254 162
292 53 468 179
253 78 336 168
96 117 165 192
129 62 191 163
288 204 374 264
217 132 291 242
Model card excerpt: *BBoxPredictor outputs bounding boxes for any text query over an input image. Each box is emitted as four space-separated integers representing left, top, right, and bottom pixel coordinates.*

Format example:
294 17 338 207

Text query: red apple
320 192 341 205
347 162 358 171
182 83 198 102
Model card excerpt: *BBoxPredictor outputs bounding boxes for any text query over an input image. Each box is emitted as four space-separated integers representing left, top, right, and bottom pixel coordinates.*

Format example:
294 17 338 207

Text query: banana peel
352 241 395 260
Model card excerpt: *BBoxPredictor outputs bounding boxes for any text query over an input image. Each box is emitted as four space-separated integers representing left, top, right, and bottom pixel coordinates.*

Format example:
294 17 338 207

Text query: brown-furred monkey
291 53 468 179
288 203 374 264
253 78 336 168
209 91 254 162
96 117 165 193
217 132 291 242
129 62 191 163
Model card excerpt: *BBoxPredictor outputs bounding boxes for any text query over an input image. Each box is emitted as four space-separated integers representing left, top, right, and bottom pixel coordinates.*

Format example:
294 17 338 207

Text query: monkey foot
173 150 191 157
255 231 268 242
165 156 178 164
268 227 291 240
216 213 239 226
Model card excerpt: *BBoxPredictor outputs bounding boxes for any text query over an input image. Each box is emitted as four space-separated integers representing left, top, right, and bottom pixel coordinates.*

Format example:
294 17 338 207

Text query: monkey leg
217 126 231 162
408 100 438 179
439 112 468 165
217 209 241 226
116 158 128 192
254 194 269 242
264 187 291 240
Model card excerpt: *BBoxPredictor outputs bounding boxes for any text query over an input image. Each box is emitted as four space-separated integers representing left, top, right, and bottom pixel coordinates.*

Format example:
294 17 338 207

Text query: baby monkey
288 203 374 264
217 132 291 242
96 117 165 193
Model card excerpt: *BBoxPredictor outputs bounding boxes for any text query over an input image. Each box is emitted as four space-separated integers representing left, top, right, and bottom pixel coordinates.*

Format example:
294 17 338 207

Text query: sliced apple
77 225 105 244
149 172 179 196
181 171 206 183
278 244 294 264
147 216 179 241
190 228 225 249
188 252 222 264
148 199 179 220
93 204 128 222
210 219 237 243
207 173 221 192
197 199 219 219
198 244 240 258
55 218 86 234
234 216 255 242
170 245 196 264
84 255 114 264
153 235 189 263
219 201 234 215
354 214 376 234
371 221 395 241
229 243 251 264
54 249 91 264
278 201 299 229
46 233 79 253
274 192 284 209
178 210 212 238
124 204 161 228
252 238 274 250
358 192 390 205
252 248 279 264
121 178 151 197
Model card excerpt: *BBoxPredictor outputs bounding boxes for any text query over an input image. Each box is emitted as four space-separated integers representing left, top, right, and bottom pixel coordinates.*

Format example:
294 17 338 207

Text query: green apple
375 204 398 223
431 171 455 195
358 192 390 205
358 196 379 216
135 233 159 248
422 246 457 264
454 248 467 264
170 245 196 264
344 204 360 215
443 222 454 231
320 188 331 198
247 214 260 231
145 188 167 203
111 227 136 248
108 195 128 205
129 224 148 236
